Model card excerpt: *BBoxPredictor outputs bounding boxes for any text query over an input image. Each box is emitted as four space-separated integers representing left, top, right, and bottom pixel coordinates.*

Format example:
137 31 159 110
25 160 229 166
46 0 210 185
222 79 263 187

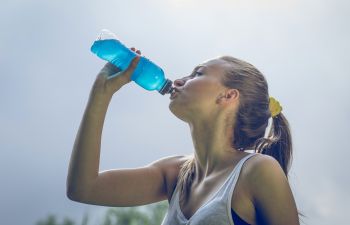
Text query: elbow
66 186 79 201
66 185 86 202
66 176 94 202
66 191 78 201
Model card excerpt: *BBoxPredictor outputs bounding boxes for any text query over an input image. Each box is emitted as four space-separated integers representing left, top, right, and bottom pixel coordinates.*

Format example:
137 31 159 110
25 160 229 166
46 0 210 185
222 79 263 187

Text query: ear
216 89 239 104
226 89 239 100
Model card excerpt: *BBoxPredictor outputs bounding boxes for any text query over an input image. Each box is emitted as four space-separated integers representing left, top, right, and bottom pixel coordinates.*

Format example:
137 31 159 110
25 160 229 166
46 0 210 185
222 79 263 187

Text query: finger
109 55 141 86
123 56 141 80
136 50 141 55
100 62 121 75
130 47 136 51
126 55 140 73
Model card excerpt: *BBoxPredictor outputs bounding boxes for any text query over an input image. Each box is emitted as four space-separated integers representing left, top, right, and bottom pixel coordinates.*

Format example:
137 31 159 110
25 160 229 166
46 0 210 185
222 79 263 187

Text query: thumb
123 55 141 81
108 55 141 89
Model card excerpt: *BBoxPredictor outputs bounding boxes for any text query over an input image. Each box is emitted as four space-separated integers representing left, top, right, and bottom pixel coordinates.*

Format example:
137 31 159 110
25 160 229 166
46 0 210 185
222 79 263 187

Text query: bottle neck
158 79 173 95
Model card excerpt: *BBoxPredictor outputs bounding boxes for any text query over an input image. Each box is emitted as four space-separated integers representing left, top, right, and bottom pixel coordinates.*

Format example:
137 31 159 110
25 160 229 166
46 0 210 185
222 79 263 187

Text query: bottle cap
159 79 173 95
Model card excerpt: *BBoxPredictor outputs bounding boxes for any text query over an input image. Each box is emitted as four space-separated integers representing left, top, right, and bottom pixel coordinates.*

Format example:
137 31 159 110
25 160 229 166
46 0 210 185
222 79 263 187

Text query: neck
187 113 244 184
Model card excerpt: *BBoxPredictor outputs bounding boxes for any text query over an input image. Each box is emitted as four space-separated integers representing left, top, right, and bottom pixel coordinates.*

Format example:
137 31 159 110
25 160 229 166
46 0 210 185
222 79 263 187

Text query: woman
67 47 301 225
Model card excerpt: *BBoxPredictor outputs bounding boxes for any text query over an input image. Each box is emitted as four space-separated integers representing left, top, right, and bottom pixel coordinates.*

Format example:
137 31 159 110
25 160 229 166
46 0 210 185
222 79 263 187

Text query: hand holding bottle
90 29 173 95
92 47 142 97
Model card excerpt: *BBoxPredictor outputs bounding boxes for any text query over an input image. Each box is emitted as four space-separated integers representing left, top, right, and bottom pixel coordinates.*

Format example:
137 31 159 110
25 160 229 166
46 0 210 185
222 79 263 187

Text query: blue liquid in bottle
90 31 173 95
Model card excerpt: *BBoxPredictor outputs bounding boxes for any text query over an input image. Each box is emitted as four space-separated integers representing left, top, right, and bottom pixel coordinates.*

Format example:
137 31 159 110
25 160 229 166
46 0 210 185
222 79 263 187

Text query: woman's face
169 58 231 122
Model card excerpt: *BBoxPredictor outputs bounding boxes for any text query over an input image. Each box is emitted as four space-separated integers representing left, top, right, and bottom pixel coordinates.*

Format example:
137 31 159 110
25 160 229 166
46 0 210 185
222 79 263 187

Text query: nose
173 78 186 87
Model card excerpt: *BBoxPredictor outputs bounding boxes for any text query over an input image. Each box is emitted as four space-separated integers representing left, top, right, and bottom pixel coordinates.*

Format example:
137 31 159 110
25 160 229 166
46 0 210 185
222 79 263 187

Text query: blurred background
1 0 349 224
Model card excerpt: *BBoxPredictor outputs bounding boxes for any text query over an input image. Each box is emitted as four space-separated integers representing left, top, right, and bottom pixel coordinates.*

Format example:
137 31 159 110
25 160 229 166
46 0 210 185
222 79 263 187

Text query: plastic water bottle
90 29 174 95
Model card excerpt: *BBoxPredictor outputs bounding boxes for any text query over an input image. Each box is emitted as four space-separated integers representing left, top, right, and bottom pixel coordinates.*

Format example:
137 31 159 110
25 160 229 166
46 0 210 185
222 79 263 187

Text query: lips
172 87 180 93
170 91 178 99
170 87 181 99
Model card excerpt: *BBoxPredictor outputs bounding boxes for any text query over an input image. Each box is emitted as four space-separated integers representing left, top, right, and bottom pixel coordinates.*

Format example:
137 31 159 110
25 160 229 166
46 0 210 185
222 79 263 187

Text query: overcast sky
1 0 349 224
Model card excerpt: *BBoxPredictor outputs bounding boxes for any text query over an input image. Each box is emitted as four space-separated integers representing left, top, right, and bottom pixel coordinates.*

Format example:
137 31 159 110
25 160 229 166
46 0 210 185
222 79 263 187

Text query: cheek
185 80 219 103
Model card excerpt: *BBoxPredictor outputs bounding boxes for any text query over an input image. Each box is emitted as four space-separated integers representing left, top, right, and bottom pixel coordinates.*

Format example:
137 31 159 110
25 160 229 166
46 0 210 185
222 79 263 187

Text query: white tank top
160 152 258 225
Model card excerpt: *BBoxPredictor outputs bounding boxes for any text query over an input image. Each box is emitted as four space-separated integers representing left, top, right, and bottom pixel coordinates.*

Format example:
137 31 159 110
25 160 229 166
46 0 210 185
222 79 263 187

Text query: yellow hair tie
269 96 282 118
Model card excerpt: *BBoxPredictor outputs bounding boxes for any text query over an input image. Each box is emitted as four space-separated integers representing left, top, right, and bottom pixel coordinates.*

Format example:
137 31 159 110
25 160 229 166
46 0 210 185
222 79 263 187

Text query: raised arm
66 49 187 207
66 50 155 203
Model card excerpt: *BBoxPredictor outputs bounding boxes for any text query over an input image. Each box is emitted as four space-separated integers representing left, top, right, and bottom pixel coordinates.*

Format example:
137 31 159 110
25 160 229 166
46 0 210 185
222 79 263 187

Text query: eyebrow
193 65 207 71
187 65 207 78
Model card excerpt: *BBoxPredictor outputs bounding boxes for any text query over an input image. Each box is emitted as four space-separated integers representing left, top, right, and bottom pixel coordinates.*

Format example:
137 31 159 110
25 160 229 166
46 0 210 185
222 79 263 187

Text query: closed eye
190 71 203 77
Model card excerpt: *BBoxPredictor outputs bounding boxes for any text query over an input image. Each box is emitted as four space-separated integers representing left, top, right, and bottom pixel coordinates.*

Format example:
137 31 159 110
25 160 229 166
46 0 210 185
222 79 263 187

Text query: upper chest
165 157 257 224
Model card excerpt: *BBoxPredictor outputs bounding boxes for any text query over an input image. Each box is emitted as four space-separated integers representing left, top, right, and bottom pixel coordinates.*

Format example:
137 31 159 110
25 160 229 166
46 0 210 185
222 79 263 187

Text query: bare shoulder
149 154 190 202
242 153 286 184
244 153 285 178
242 154 299 224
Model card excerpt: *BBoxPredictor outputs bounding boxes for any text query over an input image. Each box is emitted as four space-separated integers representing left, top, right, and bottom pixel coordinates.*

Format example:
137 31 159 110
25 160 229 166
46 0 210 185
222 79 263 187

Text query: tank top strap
217 152 258 200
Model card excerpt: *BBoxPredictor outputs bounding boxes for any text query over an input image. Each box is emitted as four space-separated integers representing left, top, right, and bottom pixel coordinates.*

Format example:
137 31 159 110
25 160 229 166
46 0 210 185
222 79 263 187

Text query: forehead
195 58 229 75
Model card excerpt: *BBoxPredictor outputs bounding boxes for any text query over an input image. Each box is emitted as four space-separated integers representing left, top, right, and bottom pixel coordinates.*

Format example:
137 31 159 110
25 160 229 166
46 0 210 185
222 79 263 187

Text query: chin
168 102 188 123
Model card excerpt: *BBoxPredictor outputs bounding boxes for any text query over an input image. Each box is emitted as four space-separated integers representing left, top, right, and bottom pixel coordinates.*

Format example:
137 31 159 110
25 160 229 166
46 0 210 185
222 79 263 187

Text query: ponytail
254 112 293 176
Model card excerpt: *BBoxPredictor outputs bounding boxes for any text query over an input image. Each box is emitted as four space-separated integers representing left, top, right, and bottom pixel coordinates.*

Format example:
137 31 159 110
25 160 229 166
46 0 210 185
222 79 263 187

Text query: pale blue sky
1 0 349 224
